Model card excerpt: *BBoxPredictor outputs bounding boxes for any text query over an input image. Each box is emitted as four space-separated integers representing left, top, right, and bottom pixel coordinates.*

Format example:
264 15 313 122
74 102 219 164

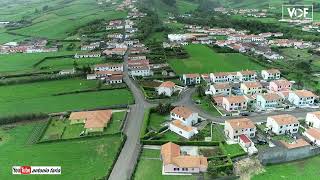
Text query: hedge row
139 108 151 139
0 113 49 125
38 131 123 144
0 73 84 86
32 55 74 67
36 118 53 143
52 84 127 96
140 140 220 146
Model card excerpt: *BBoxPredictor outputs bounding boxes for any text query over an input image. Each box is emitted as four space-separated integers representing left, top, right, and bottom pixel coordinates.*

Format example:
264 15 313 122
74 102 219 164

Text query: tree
197 85 206 97
73 60 79 70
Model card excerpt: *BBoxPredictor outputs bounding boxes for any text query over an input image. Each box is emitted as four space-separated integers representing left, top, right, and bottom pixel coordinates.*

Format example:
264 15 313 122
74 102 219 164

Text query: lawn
105 111 127 134
252 155 320 180
148 112 169 131
0 78 134 117
192 123 225 142
134 149 196 180
41 119 67 141
169 44 264 74
0 121 124 179
192 94 221 117
222 143 246 158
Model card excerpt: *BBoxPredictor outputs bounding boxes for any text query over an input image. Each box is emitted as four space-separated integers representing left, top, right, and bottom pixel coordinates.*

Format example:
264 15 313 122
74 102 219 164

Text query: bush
0 113 49 125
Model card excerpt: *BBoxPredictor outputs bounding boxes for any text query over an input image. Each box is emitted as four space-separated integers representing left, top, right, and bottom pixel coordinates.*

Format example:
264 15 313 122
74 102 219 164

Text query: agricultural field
252 155 320 180
0 51 78 75
134 149 196 180
0 121 123 179
1 0 127 40
0 78 133 117
37 57 105 72
169 44 264 74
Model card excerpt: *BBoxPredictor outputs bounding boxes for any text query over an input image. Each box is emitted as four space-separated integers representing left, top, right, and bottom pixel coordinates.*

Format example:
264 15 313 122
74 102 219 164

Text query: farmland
0 51 78 75
1 0 127 40
0 78 133 117
0 121 123 179
169 44 264 74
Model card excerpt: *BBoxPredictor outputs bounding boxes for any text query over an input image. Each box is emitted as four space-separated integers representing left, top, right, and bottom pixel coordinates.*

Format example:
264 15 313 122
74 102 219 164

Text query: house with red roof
156 81 176 96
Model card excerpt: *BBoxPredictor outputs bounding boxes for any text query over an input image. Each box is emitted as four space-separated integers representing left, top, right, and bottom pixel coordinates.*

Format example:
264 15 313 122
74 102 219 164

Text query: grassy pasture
37 57 105 71
0 121 123 179
252 155 320 180
10 1 126 39
0 78 133 117
0 51 77 75
169 44 263 74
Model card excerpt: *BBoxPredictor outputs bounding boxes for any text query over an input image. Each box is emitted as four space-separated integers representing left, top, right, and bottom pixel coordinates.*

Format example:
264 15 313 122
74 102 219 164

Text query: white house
182 74 201 85
303 128 320 146
288 90 317 107
222 96 248 112
170 106 198 126
224 118 256 141
306 111 320 129
240 82 262 95
157 81 175 96
128 65 153 76
106 75 123 84
261 69 281 81
161 142 208 174
94 63 123 72
237 70 257 82
208 83 231 96
256 93 284 110
209 72 237 83
266 114 299 135
169 120 198 139
238 134 258 155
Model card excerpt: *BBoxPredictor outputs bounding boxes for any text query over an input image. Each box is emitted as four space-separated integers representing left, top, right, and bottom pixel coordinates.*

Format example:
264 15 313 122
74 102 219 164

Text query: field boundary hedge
0 113 49 125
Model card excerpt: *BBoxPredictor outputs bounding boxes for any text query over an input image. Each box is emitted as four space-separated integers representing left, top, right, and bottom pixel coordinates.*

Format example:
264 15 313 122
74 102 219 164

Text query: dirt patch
234 157 265 180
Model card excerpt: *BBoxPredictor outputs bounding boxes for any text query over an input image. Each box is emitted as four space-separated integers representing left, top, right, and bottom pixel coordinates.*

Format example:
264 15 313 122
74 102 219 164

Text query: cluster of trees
136 8 162 40
177 11 320 42
154 102 173 115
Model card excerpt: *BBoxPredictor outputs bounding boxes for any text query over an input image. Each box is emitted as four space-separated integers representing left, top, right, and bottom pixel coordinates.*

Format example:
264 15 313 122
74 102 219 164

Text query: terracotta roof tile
171 120 194 132
305 128 320 140
69 110 112 129
280 139 309 149
171 106 194 119
292 90 317 98
223 96 247 104
226 118 255 130
159 81 175 88
269 114 298 125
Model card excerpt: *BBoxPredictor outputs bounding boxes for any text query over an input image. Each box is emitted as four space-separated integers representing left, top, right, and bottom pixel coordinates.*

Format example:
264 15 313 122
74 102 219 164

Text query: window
279 130 282 134
294 124 298 127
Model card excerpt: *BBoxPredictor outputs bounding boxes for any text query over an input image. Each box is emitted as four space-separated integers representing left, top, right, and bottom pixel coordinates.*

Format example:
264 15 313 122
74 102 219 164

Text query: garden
40 111 127 142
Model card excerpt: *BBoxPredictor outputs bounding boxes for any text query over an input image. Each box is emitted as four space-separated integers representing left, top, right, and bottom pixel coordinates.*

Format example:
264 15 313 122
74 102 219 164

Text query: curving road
109 57 319 180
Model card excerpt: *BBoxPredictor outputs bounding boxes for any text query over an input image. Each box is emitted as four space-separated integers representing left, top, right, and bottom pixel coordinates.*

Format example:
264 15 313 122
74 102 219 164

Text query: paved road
109 51 151 180
174 87 320 123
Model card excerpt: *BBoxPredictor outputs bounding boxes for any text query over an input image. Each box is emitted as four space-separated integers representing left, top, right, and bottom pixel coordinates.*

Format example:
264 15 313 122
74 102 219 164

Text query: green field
0 121 123 179
134 149 196 180
148 112 169 131
2 0 126 40
253 155 320 180
169 44 264 74
0 78 133 117
0 51 78 75
38 57 105 71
